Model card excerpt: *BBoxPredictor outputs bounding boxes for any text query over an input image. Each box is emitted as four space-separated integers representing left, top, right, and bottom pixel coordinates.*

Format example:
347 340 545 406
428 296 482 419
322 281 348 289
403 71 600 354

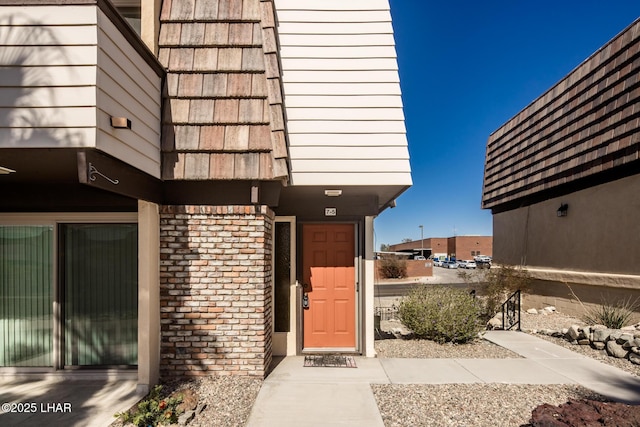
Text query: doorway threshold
301 347 358 354
0 369 137 381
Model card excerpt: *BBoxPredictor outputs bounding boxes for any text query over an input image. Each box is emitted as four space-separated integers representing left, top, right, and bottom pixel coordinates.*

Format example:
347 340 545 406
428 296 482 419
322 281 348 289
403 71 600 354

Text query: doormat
303 355 357 368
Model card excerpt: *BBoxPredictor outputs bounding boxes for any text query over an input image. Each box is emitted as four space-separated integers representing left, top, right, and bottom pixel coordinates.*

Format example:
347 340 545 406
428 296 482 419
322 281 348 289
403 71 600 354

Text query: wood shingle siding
276 0 411 187
482 18 640 210
160 0 289 181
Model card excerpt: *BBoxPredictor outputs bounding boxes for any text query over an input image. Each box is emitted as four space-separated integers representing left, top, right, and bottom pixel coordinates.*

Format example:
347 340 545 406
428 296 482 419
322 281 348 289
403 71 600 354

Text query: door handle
302 293 309 309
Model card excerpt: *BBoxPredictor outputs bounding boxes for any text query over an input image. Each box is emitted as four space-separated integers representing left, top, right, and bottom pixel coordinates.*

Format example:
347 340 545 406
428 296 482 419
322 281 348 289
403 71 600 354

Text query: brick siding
405 260 433 277
447 236 492 260
390 236 492 260
159 205 273 378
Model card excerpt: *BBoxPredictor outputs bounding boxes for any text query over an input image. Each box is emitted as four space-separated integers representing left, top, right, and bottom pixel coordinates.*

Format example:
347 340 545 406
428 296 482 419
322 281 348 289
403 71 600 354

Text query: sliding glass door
0 226 54 367
0 222 137 369
62 224 138 367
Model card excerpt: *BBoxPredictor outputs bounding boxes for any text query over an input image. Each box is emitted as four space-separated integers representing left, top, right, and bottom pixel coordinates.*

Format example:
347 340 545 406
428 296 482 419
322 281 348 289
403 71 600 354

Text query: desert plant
565 284 639 329
582 301 635 329
582 297 638 329
481 265 531 319
114 385 183 427
397 285 482 343
456 264 531 321
378 256 407 279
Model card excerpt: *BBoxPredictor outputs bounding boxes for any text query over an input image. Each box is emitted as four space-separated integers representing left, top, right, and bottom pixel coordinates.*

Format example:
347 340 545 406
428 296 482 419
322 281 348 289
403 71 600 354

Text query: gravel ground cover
112 309 638 427
371 309 638 427
110 376 261 427
372 383 602 427
375 333 519 359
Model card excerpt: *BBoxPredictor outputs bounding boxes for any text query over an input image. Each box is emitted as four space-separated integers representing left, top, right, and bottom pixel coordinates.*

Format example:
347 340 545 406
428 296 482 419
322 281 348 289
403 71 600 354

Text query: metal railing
501 289 521 331
374 306 398 321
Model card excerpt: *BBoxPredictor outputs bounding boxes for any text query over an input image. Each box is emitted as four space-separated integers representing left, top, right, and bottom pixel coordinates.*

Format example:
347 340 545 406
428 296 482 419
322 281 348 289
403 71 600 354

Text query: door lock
302 293 309 309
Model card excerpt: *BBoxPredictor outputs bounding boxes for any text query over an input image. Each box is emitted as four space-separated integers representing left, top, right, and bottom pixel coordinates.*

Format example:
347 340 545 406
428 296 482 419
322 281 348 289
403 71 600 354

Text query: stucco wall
493 173 640 276
523 280 640 319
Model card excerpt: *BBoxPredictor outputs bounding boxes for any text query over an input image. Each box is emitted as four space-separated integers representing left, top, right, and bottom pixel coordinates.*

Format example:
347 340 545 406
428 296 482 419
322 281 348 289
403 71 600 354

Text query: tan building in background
482 18 640 314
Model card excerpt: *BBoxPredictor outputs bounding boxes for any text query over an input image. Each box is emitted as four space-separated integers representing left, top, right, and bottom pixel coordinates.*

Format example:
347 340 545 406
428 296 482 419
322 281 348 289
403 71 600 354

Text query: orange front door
302 224 356 349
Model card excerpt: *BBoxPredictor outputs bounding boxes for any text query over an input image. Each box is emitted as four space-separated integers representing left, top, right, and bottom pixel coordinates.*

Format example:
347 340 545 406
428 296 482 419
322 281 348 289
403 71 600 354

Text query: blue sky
374 0 640 249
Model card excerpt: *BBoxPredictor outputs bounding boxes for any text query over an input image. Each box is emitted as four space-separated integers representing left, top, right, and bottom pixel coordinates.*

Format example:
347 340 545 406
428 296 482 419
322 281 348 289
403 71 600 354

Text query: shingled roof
158 0 289 182
482 18 640 211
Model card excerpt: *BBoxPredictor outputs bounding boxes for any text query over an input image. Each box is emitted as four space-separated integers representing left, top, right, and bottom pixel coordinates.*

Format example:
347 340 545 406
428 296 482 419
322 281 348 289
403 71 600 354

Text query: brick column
159 205 273 378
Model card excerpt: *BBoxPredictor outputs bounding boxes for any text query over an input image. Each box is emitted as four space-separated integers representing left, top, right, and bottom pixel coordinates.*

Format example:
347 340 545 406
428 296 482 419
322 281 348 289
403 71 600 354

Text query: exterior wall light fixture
324 189 342 197
0 166 15 174
557 203 568 217
110 116 132 129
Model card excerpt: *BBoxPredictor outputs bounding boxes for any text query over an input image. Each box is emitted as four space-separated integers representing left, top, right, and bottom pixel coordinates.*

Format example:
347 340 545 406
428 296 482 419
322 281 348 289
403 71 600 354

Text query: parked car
442 260 458 269
459 260 476 269
476 260 491 269
414 256 426 260
433 259 444 267
474 255 492 263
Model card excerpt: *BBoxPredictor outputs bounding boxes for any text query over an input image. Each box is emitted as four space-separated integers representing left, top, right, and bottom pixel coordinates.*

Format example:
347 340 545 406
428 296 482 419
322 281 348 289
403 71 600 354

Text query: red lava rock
528 399 640 427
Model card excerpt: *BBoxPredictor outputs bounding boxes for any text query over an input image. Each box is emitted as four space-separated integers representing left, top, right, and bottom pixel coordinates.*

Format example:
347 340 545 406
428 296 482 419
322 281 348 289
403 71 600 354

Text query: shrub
566 284 639 329
582 298 639 329
397 285 482 343
458 265 531 320
114 385 183 427
378 256 407 279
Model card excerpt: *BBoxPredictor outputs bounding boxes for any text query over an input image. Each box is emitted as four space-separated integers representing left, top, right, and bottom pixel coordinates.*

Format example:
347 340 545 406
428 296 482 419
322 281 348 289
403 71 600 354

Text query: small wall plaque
325 207 337 216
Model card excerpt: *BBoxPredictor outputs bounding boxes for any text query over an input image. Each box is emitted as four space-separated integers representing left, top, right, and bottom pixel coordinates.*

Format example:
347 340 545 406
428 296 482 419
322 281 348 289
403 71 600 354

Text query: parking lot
424 262 488 284
374 263 487 298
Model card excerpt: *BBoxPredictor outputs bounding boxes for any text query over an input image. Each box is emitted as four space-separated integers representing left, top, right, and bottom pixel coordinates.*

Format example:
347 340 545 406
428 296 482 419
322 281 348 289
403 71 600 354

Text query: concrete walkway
246 331 640 427
0 375 141 427
2 332 640 426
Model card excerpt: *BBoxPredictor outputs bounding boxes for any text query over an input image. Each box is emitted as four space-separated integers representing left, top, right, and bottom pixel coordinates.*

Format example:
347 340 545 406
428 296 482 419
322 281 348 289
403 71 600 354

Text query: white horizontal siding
96 87 159 158
281 46 397 59
277 22 393 35
0 25 97 46
96 10 161 178
0 46 97 66
281 58 398 71
292 172 412 186
0 87 96 107
285 95 403 108
290 146 409 159
279 33 395 46
288 133 408 147
0 66 97 85
286 107 404 121
283 70 399 83
0 106 96 127
0 6 97 25
0 4 162 179
288 120 406 134
284 82 401 96
277 10 391 23
276 0 390 11
0 8 98 149
292 159 410 173
277 0 411 187
0 128 94 147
